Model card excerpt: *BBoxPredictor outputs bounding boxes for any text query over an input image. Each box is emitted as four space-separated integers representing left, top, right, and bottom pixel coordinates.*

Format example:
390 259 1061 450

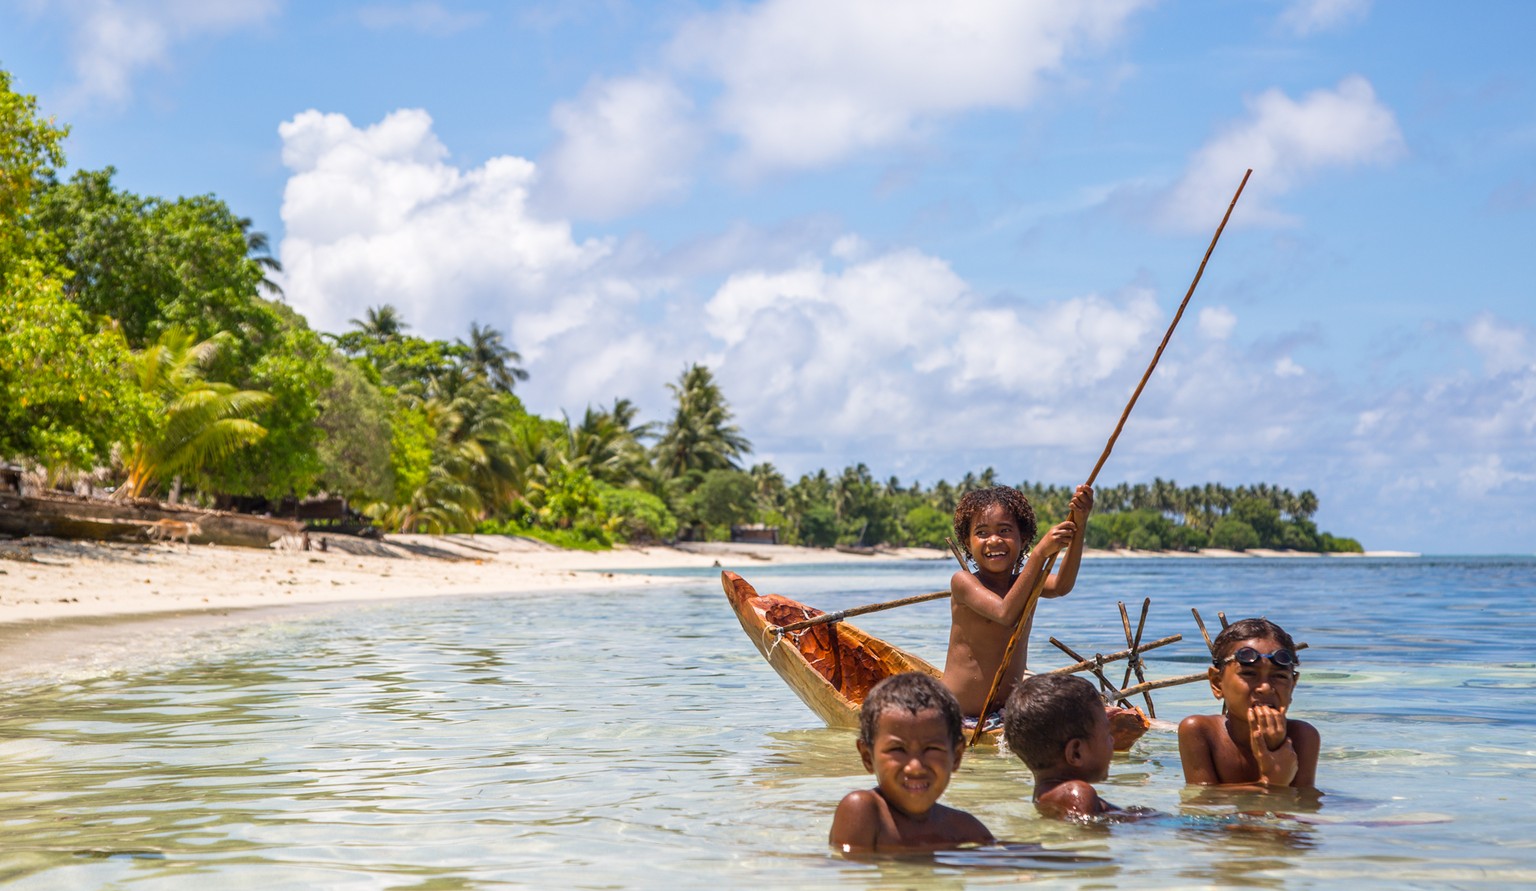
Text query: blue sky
3 0 1533 554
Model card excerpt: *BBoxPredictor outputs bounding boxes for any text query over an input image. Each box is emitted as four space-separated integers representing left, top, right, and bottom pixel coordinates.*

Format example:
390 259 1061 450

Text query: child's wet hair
859 672 964 749
1002 674 1102 772
1211 617 1299 664
952 486 1037 557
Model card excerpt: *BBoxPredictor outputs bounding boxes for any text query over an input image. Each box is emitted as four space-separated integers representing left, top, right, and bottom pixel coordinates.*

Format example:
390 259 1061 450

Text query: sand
0 533 948 626
0 533 1416 628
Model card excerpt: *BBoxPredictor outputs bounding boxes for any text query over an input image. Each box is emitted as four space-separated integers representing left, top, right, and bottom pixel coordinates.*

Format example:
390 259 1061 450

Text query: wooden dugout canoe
721 570 1150 750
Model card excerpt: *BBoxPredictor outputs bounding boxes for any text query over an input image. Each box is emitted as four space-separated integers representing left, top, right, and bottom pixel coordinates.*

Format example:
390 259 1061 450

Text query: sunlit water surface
2 556 1534 888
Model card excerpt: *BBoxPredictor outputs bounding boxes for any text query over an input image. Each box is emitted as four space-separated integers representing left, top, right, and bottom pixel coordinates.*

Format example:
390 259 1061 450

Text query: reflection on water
1 558 1535 888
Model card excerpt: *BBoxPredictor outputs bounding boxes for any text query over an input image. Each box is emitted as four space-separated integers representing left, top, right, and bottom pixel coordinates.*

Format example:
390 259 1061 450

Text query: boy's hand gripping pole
966 169 1252 747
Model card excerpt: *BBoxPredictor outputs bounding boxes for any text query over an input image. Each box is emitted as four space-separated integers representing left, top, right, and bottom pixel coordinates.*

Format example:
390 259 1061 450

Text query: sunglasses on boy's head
1214 646 1298 669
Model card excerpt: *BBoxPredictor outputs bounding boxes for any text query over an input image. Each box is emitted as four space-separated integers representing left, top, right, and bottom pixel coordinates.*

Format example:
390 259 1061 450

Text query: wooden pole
965 169 1253 746
1042 632 1182 675
1049 638 1128 704
1118 598 1156 717
769 590 950 635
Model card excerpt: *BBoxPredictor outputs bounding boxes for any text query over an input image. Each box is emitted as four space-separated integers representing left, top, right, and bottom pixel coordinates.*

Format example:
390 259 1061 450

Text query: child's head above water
952 486 1037 562
1002 674 1112 781
1210 617 1299 668
859 672 964 750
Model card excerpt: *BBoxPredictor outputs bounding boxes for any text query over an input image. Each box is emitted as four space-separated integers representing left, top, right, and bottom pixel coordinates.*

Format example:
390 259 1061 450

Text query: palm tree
653 364 751 478
350 304 409 343
237 216 283 298
118 328 272 499
571 398 655 485
460 321 529 393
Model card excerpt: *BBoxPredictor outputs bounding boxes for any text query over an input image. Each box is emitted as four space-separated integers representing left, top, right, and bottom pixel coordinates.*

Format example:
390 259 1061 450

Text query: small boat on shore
721 571 1150 749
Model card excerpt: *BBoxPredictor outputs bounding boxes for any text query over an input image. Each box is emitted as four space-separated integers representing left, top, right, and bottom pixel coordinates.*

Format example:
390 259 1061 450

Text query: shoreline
0 533 1420 628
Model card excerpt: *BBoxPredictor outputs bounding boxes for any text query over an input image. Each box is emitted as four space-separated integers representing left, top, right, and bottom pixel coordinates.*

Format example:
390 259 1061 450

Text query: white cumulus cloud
704 250 1163 451
1161 76 1405 231
278 108 611 346
538 76 703 220
670 0 1147 173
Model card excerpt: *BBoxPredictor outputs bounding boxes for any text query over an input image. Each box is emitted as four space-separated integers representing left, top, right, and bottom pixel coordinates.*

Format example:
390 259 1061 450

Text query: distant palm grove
0 70 1362 554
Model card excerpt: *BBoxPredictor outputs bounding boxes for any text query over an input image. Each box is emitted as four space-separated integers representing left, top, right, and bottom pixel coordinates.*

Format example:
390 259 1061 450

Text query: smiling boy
942 485 1094 723
829 673 995 853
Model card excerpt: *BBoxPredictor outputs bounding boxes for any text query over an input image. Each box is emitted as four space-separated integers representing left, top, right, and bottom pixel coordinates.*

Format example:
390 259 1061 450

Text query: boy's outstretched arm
1043 485 1094 598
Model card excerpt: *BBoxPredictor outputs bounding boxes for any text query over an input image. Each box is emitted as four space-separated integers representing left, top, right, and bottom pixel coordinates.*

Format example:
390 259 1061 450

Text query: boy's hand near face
1248 704 1298 786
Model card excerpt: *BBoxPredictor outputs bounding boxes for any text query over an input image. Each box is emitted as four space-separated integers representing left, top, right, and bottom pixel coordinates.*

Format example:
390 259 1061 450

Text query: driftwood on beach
0 491 301 549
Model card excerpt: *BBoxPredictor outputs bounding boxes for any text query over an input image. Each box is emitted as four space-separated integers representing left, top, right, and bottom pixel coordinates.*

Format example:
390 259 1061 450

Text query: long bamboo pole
966 169 1253 746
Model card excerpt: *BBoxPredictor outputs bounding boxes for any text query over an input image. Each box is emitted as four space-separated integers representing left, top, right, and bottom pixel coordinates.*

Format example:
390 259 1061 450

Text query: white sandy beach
0 533 1417 627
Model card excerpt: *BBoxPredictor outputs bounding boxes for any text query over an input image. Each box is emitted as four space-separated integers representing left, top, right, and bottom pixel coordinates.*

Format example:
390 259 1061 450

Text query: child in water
829 672 995 853
1178 617 1320 788
943 485 1094 727
1003 674 1126 819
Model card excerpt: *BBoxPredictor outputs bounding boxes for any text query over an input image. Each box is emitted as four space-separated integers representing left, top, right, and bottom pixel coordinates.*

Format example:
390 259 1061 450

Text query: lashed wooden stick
1049 638 1128 703
967 169 1253 746
768 590 950 635
1043 632 1182 675
1118 598 1157 717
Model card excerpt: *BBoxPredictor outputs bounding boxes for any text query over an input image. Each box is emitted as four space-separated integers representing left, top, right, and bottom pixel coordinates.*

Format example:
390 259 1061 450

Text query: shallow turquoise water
2 556 1534 888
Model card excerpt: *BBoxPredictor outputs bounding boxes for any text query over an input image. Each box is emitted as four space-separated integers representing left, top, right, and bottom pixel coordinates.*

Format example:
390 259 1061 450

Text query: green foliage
687 468 757 535
35 170 268 349
476 517 610 550
1320 533 1365 553
387 402 435 505
902 505 952 549
1210 516 1261 551
0 69 66 270
120 328 273 499
206 303 332 498
597 484 677 543
0 261 148 468
653 364 751 479
798 505 839 548
312 353 395 503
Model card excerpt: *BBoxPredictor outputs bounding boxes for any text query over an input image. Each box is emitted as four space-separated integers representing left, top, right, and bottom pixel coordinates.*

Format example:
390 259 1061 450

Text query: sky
2 0 1533 554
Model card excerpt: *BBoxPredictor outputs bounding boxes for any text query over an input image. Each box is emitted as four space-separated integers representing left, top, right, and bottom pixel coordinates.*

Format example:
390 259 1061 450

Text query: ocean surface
1 555 1533 889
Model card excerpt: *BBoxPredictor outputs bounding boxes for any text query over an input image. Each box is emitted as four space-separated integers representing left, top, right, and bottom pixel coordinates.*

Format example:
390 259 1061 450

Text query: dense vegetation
0 71 1362 554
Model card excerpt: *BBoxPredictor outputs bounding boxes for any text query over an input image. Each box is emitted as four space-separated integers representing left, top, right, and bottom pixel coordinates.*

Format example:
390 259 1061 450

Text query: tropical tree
0 262 147 470
238 216 283 298
460 321 529 393
653 364 751 479
0 68 66 273
118 328 272 499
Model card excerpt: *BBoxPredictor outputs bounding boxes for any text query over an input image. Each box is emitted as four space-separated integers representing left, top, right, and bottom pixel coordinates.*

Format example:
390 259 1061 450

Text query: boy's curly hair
859 672 964 749
952 486 1037 557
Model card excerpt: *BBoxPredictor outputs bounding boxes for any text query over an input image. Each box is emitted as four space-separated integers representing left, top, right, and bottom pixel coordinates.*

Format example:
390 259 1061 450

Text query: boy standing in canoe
943 484 1093 729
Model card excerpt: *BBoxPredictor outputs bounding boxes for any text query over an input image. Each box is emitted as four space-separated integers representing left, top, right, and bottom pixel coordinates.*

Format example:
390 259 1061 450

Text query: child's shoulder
1036 779 1108 818
1178 712 1224 736
930 802 994 844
